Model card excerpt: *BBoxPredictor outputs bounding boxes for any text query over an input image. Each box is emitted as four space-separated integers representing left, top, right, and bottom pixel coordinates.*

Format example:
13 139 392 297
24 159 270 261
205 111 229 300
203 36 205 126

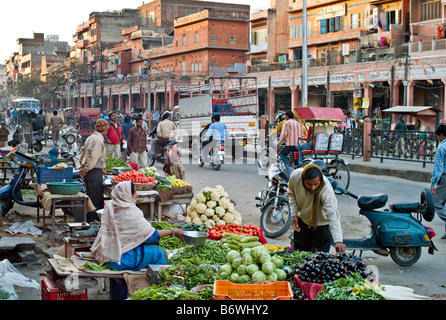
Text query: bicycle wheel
329 159 350 193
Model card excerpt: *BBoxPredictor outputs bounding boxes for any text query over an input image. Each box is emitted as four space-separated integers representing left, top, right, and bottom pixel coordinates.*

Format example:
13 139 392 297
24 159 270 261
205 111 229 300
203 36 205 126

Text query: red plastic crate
41 276 88 301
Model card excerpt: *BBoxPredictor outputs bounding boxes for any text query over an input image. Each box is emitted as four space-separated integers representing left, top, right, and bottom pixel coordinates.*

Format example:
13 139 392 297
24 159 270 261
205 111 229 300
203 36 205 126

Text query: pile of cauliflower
185 185 242 229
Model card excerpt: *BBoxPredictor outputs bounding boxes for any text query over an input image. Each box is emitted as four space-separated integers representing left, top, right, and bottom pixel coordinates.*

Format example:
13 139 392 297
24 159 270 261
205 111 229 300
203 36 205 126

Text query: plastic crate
41 276 88 300
36 166 73 184
213 280 293 300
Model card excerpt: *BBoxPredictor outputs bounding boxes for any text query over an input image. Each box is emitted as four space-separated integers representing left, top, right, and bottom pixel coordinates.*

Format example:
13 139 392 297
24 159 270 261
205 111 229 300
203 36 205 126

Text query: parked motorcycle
0 150 40 224
258 137 278 170
32 130 45 153
256 159 346 238
330 178 437 266
197 140 225 171
59 128 80 154
256 159 295 238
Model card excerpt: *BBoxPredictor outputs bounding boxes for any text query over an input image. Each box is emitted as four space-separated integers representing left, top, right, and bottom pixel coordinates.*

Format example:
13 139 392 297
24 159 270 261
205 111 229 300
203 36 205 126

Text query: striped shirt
280 119 302 146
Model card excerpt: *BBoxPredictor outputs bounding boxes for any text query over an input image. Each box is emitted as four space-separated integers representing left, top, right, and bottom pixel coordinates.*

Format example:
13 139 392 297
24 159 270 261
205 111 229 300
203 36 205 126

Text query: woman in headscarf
91 181 185 270
287 163 346 254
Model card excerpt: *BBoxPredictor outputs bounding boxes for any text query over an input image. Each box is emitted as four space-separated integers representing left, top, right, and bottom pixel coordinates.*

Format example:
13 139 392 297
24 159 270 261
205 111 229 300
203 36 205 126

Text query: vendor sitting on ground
91 181 185 271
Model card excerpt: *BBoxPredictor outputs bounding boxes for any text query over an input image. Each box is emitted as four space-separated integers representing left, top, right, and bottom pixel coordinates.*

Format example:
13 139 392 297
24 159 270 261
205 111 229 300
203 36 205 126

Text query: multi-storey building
246 0 446 131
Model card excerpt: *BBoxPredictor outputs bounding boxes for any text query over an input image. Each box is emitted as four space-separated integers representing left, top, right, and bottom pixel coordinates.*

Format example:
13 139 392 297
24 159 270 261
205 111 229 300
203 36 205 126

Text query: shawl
91 181 155 265
301 164 325 229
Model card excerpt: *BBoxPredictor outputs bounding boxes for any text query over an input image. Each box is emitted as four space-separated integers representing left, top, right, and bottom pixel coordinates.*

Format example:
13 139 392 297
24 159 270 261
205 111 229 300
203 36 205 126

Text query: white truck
174 77 260 159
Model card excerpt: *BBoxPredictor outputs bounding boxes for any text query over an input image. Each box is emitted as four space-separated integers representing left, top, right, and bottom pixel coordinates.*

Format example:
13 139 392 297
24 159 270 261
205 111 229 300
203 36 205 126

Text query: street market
0 126 438 302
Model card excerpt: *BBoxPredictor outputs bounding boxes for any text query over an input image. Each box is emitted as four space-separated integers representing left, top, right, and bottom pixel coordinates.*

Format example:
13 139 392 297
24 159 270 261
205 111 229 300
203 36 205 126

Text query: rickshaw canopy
295 107 346 122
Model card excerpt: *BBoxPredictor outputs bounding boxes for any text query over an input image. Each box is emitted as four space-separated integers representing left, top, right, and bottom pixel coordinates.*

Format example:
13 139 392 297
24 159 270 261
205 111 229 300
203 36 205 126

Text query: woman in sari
91 181 184 271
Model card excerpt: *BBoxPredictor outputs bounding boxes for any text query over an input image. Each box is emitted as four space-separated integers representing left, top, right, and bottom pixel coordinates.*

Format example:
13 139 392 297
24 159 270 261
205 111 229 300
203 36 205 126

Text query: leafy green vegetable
105 156 130 170
130 284 196 300
196 285 214 300
316 273 385 300
169 240 230 265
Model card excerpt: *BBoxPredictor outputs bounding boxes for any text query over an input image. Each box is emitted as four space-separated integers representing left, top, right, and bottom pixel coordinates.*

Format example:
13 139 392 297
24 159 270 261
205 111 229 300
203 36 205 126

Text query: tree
14 76 44 98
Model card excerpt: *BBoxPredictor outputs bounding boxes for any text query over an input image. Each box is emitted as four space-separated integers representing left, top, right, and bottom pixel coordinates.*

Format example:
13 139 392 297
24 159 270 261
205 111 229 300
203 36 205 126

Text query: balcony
409 38 446 55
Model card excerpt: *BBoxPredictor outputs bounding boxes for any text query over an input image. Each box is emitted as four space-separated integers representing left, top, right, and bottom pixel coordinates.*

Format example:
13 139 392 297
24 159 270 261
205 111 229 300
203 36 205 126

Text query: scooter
329 178 437 266
0 150 40 224
33 130 45 153
59 128 80 154
148 140 181 167
197 140 225 171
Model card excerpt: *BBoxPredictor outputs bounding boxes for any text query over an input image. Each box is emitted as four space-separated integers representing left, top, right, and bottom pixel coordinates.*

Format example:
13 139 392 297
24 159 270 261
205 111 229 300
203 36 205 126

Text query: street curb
347 162 432 183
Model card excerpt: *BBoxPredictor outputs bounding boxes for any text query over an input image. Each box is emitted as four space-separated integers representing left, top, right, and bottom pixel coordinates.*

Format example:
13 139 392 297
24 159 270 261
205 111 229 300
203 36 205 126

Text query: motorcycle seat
389 202 419 213
357 194 388 211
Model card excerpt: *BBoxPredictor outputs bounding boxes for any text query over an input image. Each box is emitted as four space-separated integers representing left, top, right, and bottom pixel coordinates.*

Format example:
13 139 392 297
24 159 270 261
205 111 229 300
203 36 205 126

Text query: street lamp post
302 0 308 108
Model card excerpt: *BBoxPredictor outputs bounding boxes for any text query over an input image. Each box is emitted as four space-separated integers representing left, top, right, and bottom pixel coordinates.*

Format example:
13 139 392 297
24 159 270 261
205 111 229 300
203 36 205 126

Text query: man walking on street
79 118 109 223
49 111 63 147
127 116 148 169
105 112 126 159
430 124 446 239
278 110 304 166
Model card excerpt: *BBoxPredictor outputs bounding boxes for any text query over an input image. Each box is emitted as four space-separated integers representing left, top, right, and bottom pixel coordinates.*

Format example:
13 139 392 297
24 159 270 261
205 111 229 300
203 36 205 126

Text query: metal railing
340 127 437 167
370 129 437 166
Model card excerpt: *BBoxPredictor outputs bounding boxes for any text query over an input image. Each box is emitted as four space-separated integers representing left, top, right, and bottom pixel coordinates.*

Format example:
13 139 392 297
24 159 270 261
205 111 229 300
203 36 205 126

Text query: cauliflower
215 206 226 217
205 208 215 217
233 211 242 223
185 216 192 223
210 190 221 201
189 211 199 220
206 200 217 209
200 214 208 222
218 198 230 210
195 193 206 203
227 202 235 213
205 219 216 229
219 191 229 199
195 203 207 214
212 215 219 222
192 217 203 225
189 199 197 210
216 219 226 226
201 187 214 194
215 185 225 193
223 212 235 224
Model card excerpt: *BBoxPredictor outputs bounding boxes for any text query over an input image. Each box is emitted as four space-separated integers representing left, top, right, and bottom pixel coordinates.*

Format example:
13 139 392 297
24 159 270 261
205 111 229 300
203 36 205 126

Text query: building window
420 0 440 21
291 22 311 39
230 36 236 43
195 32 199 44
210 62 217 67
211 34 216 41
182 34 186 46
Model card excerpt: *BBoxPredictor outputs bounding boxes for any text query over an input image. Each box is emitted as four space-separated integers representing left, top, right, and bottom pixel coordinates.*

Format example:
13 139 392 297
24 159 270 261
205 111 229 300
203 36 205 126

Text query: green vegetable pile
169 239 230 265
154 176 173 189
80 262 113 272
271 250 314 266
157 259 221 290
177 222 208 233
219 245 288 284
105 156 130 170
196 285 214 300
220 233 263 252
151 221 186 250
139 167 159 177
316 273 385 300
130 284 196 300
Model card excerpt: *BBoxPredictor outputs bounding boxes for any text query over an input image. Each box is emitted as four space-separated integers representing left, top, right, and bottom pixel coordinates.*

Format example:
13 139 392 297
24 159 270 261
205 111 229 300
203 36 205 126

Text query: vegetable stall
44 156 430 301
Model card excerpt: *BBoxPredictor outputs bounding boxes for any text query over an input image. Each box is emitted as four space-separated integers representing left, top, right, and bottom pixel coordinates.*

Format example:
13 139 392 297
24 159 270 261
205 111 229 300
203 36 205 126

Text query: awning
382 106 441 115
295 107 346 121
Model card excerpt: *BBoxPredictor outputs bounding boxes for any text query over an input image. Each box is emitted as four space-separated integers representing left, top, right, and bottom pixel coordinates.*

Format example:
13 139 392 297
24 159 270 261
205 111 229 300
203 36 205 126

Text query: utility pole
390 65 395 108
302 0 308 107
326 70 330 108
400 53 412 106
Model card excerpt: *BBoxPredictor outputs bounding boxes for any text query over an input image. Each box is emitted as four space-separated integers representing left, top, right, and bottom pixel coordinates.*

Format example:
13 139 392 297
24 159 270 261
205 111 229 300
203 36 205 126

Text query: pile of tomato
112 170 157 184
209 223 262 239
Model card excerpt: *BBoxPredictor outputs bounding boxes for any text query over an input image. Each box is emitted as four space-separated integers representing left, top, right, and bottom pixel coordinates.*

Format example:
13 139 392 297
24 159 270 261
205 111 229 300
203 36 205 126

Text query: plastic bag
0 259 40 300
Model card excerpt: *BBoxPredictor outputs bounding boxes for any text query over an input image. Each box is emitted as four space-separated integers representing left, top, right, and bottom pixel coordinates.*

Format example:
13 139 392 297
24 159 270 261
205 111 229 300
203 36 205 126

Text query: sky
1 0 270 63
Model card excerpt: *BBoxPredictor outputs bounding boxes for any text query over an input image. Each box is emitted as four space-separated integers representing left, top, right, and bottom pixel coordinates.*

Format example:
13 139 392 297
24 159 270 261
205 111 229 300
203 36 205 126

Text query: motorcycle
148 140 181 167
330 178 437 266
197 140 225 171
256 159 295 238
0 150 41 223
258 137 279 170
32 129 45 153
59 128 80 154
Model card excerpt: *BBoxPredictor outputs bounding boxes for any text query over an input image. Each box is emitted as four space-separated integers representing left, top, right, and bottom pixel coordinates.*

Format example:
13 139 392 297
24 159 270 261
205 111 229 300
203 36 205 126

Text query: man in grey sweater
287 163 346 254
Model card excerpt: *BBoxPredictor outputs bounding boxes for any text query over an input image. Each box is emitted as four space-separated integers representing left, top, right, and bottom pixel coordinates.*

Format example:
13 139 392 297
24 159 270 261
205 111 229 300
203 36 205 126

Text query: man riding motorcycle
151 111 178 158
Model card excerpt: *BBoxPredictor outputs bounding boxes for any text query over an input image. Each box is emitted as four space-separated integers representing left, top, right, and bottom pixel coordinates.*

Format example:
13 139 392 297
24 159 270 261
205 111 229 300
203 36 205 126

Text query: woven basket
156 185 193 202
